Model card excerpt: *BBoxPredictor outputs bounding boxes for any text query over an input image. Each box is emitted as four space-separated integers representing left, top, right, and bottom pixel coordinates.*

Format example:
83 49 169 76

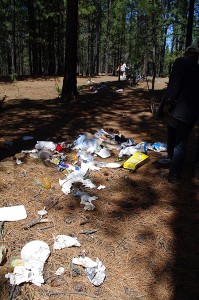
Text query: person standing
157 45 199 183
121 62 128 78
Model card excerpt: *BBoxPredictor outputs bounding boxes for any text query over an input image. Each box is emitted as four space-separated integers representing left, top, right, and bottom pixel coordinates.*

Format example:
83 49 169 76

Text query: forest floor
0 75 199 300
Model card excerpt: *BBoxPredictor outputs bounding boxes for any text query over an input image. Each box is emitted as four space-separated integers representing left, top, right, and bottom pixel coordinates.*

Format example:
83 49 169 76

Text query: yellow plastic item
41 177 51 189
123 151 149 170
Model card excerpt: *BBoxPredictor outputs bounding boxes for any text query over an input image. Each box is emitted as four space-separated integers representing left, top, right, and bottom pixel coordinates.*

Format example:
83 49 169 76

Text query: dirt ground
0 75 199 300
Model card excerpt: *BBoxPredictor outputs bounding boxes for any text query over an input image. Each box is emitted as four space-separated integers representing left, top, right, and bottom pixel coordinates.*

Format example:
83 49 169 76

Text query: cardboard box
123 151 149 170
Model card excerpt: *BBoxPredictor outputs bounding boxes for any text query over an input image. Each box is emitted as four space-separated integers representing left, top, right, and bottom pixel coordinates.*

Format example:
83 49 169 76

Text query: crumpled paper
53 235 81 250
5 240 50 286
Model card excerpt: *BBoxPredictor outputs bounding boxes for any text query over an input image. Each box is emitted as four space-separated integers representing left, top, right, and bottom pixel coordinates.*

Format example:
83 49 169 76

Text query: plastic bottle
41 177 51 189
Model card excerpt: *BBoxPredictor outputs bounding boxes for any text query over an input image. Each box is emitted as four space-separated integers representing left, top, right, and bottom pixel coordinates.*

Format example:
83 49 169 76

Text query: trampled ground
0 75 199 300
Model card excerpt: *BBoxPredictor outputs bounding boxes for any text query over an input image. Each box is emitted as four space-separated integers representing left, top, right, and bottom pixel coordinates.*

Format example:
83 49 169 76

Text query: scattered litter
123 152 149 170
148 142 167 152
72 256 106 286
97 185 106 190
0 205 27 222
35 141 56 151
80 194 98 210
85 258 106 286
38 208 48 216
41 177 51 189
16 159 23 165
73 190 98 210
72 256 98 268
77 151 93 162
55 267 65 276
38 149 52 161
95 148 111 158
53 235 81 250
22 149 38 154
119 147 138 157
134 142 148 153
59 168 96 195
22 136 34 141
5 240 50 286
73 134 99 153
10 258 23 268
105 162 121 169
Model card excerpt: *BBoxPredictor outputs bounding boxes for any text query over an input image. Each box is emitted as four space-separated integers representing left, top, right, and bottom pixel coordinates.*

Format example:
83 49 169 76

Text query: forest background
0 0 198 82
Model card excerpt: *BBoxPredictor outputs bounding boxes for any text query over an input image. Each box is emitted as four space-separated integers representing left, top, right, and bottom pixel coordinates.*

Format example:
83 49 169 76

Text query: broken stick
23 218 50 230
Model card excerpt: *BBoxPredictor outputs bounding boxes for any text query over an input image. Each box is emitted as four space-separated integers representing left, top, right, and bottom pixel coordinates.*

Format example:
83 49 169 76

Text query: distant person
156 45 199 183
121 62 128 78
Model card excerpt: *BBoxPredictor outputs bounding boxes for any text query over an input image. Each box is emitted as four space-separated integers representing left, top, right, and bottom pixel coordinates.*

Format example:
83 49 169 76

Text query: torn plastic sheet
119 147 138 157
35 141 56 151
59 164 96 195
77 151 94 162
85 258 106 286
5 240 50 286
73 134 100 153
95 148 111 158
147 142 167 152
0 205 27 222
72 256 106 286
53 235 81 250
80 194 98 211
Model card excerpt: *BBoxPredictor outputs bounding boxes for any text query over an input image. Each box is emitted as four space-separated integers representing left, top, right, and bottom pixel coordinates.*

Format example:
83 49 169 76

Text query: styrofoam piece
0 205 27 222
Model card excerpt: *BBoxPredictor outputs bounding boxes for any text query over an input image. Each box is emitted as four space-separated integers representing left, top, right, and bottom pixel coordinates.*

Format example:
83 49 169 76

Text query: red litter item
56 144 63 152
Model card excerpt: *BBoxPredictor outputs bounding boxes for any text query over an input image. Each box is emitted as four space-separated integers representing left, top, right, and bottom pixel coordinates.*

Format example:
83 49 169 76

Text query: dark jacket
166 56 199 125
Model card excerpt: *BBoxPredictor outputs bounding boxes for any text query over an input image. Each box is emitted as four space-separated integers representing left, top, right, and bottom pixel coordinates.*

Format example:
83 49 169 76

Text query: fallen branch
40 225 54 231
23 218 50 230
79 229 97 235
44 290 97 298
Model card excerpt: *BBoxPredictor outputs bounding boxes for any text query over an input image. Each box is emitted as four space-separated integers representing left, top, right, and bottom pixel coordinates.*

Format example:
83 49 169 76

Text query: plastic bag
73 134 99 153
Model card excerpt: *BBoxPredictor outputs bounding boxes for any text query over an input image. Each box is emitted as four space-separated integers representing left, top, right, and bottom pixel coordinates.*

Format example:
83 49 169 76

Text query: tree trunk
105 0 111 76
62 0 78 101
186 0 195 48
